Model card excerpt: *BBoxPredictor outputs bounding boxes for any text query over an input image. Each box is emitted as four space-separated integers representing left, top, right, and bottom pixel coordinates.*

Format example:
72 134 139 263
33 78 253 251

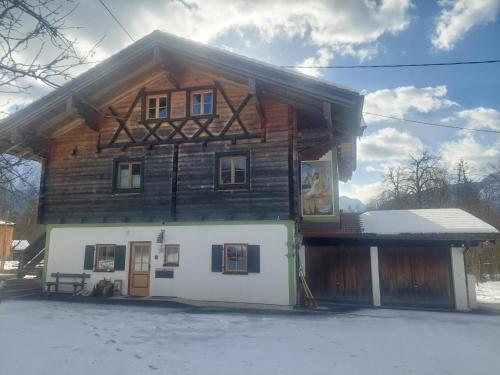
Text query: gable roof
360 209 499 236
300 208 499 243
0 31 363 177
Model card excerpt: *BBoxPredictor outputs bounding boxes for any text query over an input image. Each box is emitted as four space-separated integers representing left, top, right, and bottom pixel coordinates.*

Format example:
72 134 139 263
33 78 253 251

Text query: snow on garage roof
360 209 499 235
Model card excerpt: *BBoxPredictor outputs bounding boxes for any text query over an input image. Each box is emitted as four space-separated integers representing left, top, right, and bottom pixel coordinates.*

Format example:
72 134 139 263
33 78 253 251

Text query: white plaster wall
451 246 469 311
46 224 291 305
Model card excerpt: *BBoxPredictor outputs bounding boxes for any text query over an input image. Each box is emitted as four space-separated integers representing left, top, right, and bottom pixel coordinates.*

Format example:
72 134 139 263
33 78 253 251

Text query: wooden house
0 31 497 309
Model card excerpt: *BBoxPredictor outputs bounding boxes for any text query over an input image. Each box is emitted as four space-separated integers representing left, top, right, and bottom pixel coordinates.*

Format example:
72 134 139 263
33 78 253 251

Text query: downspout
463 243 471 309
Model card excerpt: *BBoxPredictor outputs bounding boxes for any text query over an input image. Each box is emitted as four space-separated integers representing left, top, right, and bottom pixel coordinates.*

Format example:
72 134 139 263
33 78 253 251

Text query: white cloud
131 0 412 61
364 86 457 124
340 180 385 204
358 127 423 162
439 133 500 171
296 48 333 77
432 0 500 50
455 107 500 131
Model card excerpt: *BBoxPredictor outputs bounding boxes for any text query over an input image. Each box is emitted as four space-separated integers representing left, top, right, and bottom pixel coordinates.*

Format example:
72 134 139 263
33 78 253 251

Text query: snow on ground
0 301 499 375
476 281 500 303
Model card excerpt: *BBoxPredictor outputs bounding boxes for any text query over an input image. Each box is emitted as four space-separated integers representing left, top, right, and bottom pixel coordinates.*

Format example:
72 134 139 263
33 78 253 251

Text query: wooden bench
46 273 90 294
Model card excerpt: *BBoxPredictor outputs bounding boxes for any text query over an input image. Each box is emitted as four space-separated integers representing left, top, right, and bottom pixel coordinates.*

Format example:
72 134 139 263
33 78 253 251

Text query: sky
4 0 500 203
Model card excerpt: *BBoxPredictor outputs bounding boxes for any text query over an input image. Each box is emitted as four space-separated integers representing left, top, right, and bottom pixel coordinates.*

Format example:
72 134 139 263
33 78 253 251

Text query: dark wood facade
305 245 372 304
40 67 296 223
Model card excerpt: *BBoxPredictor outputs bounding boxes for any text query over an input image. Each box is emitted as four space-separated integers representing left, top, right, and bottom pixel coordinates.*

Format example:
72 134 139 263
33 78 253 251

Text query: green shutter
84 245 95 270
114 245 126 271
211 245 223 272
247 245 260 273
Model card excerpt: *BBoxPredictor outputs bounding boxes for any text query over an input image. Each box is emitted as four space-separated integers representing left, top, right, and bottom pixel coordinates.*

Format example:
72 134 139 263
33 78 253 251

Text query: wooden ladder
299 268 317 308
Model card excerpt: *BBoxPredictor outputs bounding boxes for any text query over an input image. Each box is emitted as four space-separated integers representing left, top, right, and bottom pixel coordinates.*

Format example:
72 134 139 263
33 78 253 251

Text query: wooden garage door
306 245 372 304
379 246 454 309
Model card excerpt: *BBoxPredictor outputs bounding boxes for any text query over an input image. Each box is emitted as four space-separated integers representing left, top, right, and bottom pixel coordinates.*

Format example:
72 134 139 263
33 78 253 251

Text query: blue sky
3 0 500 203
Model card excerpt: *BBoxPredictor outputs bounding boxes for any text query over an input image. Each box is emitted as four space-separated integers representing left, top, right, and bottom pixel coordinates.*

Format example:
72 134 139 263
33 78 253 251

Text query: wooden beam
323 101 333 130
170 143 179 220
249 78 267 142
70 95 103 132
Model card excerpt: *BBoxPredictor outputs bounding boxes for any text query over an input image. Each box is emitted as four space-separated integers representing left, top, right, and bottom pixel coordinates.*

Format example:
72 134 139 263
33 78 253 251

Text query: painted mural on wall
301 160 334 216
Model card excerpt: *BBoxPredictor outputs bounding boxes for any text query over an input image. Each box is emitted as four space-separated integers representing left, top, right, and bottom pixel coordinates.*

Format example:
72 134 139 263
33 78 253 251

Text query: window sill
163 263 179 267
216 186 250 192
93 270 115 273
112 190 143 197
222 271 249 275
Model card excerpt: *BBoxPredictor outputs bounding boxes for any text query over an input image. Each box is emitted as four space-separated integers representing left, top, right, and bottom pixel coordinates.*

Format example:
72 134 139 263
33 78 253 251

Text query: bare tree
406 150 447 208
381 166 408 208
0 1 100 267
0 0 98 99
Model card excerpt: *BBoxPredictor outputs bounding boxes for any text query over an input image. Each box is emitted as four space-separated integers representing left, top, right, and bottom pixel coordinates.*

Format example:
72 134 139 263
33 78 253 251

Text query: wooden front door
129 242 151 297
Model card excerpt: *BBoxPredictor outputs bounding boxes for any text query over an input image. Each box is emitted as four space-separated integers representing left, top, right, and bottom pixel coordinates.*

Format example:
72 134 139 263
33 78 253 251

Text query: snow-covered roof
360 209 499 235
0 220 15 225
12 240 30 251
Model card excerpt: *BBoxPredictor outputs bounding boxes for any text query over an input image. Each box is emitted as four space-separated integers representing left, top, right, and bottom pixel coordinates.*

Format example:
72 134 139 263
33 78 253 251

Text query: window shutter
114 245 126 271
247 245 260 273
84 245 95 270
211 245 223 272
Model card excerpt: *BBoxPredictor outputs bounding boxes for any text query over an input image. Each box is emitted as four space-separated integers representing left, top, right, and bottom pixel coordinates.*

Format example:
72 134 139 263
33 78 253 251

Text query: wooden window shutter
247 245 260 273
211 244 223 272
114 245 127 271
84 245 95 270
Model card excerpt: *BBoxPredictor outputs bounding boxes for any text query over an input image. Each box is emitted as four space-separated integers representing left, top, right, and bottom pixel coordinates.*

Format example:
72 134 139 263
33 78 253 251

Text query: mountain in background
339 196 367 213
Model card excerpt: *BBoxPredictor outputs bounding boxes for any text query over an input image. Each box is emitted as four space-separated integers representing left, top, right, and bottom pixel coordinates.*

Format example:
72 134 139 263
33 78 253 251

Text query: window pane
192 94 201 115
203 93 212 114
148 98 157 119
234 158 245 170
132 174 141 188
97 246 114 271
234 170 245 183
158 107 167 118
220 158 232 171
119 164 129 188
225 245 246 272
159 97 167 107
220 171 231 184
166 245 179 265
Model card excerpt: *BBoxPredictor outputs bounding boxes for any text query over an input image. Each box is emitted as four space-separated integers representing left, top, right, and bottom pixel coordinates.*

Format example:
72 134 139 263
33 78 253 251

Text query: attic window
191 91 213 116
146 95 168 119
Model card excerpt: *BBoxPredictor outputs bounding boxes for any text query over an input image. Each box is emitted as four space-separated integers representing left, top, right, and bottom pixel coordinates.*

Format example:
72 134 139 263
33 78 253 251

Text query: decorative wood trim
101 83 260 149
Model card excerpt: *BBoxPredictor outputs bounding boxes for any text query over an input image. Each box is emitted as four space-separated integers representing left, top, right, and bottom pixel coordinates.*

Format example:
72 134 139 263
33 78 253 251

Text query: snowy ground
1 301 499 375
476 281 500 303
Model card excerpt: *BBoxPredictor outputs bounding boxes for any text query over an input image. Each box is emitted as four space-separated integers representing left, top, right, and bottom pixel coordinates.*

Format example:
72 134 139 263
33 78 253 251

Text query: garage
378 246 454 309
300 209 498 311
305 245 372 304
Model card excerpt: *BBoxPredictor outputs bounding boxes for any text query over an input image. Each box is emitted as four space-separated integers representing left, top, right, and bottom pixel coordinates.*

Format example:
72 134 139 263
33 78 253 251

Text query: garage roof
300 209 498 242
360 209 498 235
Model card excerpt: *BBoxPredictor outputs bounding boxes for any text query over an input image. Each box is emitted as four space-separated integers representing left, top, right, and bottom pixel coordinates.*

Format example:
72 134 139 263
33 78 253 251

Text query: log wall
40 66 292 223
